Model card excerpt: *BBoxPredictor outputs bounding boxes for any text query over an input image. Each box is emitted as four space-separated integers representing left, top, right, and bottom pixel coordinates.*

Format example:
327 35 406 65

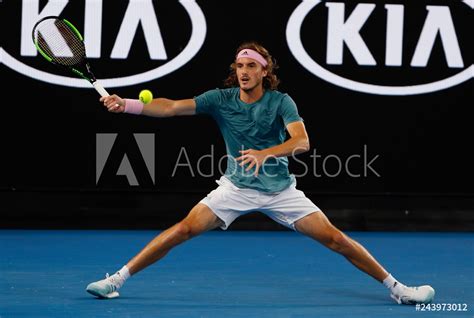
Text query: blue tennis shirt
194 87 303 193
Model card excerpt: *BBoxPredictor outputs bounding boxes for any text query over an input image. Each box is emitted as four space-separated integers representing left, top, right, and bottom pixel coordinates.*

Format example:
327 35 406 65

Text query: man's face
236 57 268 92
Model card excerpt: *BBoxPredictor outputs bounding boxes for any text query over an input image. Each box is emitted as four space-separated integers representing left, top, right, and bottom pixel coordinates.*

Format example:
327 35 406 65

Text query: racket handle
93 81 110 97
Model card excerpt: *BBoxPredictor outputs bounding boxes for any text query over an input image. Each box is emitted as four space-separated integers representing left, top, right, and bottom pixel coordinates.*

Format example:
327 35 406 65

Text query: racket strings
34 19 85 66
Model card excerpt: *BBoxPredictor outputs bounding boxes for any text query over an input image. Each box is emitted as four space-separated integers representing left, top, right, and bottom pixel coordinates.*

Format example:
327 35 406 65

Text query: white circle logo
0 0 206 88
286 0 473 95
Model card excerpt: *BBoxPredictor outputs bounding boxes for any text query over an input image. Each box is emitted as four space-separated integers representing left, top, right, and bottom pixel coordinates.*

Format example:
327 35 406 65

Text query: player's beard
240 77 262 92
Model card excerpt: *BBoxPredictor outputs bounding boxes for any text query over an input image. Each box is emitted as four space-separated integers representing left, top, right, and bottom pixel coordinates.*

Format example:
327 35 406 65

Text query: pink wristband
124 99 144 115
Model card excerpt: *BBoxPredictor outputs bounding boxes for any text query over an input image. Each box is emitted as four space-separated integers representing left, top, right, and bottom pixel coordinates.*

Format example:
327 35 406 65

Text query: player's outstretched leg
86 203 223 299
294 211 435 305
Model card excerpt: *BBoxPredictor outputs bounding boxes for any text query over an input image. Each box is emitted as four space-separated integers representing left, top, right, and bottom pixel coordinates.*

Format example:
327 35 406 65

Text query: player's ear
262 69 268 77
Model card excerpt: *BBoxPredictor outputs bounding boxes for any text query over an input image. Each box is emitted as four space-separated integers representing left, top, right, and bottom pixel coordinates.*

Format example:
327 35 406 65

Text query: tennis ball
139 89 153 104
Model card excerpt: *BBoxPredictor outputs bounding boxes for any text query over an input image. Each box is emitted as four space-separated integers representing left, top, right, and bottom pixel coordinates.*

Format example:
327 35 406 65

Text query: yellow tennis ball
139 89 153 104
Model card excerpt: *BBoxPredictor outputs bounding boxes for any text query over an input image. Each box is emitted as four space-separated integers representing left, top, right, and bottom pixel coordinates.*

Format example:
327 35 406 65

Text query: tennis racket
32 16 109 97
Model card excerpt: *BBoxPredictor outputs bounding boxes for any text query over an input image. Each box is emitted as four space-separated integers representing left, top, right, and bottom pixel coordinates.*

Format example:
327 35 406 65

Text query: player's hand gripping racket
32 16 109 97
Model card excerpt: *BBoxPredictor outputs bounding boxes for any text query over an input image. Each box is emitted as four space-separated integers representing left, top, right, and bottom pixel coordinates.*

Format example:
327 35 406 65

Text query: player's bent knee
174 221 193 240
327 230 351 253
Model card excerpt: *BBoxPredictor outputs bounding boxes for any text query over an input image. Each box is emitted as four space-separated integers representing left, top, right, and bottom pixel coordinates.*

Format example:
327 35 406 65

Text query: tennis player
87 42 435 305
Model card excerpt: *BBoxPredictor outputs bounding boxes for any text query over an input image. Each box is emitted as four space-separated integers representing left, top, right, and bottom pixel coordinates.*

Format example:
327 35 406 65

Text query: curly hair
224 41 280 90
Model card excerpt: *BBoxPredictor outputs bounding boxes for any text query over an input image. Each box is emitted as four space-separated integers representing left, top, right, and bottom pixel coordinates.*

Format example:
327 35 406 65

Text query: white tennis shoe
86 273 124 299
390 284 435 305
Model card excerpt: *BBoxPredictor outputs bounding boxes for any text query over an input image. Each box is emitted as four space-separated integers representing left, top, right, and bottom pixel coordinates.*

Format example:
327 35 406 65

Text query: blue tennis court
1 230 472 317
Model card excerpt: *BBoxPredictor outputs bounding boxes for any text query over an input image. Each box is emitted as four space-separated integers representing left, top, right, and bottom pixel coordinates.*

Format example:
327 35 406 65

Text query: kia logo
286 0 473 95
1 0 206 88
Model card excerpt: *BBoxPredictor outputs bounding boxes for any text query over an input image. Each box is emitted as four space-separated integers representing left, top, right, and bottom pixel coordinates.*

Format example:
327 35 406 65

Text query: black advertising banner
1 0 472 195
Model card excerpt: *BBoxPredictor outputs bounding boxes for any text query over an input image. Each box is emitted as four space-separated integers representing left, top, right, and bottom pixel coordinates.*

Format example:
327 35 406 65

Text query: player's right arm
142 98 196 117
100 95 196 117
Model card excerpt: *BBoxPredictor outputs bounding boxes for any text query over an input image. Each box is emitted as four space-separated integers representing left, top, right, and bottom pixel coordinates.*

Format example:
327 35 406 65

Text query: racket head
32 16 86 67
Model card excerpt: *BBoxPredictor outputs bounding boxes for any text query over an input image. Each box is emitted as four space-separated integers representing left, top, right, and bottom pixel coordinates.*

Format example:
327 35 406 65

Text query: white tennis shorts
200 176 321 230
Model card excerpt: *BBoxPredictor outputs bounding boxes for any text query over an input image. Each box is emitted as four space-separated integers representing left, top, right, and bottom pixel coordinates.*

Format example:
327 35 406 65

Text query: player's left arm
263 121 310 157
236 121 310 175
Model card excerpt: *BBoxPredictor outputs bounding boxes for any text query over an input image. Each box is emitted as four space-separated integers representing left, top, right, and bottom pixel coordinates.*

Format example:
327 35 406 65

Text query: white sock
383 274 405 293
117 265 131 281
110 266 130 289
